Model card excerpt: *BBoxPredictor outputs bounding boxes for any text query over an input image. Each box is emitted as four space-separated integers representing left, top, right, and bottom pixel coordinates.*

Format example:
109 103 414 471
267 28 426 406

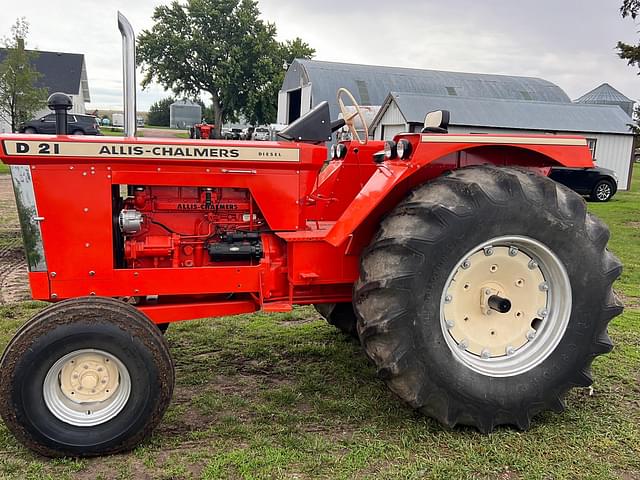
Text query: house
0 49 90 133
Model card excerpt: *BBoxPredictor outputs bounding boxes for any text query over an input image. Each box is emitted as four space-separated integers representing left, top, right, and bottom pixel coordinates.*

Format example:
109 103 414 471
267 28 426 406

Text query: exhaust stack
118 12 137 138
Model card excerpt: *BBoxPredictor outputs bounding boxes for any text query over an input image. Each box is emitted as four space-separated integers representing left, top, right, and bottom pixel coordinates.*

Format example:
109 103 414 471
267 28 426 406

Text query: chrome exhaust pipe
118 12 137 138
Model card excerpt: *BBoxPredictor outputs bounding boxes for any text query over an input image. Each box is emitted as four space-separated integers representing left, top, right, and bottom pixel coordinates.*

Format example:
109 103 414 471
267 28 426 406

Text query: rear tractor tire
355 166 623 432
0 297 175 457
314 303 358 338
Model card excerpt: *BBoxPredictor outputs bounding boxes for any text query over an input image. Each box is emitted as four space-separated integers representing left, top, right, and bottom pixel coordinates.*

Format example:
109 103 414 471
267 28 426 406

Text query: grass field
0 168 638 479
0 164 8 175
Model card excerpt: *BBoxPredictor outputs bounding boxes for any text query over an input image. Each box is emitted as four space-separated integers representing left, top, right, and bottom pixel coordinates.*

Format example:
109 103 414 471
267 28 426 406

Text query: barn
278 60 635 189
0 49 90 133
370 92 634 189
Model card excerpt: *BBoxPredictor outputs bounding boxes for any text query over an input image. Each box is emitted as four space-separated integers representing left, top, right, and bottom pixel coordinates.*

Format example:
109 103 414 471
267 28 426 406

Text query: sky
0 0 638 112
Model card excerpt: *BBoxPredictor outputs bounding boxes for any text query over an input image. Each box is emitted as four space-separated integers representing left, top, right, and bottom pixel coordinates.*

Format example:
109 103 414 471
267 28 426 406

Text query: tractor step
262 302 293 312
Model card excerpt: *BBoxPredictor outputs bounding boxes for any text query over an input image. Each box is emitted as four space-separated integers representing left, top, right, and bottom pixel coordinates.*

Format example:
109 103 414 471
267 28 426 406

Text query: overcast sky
1 0 638 111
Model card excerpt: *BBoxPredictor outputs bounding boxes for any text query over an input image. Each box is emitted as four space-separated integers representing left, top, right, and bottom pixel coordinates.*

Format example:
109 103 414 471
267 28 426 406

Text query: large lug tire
590 179 614 202
0 297 175 457
314 303 358 338
354 166 623 432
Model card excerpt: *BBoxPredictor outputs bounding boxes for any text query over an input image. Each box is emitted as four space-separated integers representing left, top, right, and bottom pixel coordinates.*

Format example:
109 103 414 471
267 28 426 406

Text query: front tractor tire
0 297 175 457
354 166 623 432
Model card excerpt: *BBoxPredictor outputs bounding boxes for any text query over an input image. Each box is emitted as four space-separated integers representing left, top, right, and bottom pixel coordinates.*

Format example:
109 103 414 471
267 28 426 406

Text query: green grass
0 168 639 479
0 163 9 174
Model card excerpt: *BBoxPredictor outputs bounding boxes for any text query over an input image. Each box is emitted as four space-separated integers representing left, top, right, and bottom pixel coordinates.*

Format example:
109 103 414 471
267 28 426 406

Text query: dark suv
19 114 101 135
549 166 618 202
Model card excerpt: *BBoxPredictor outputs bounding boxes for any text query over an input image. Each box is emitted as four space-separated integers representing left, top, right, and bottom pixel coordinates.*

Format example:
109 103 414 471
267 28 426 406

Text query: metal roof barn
371 91 635 190
278 59 572 124
372 92 633 135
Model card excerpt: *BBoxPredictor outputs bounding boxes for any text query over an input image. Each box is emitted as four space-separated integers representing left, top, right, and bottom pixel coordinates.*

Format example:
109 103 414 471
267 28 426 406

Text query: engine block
118 186 264 268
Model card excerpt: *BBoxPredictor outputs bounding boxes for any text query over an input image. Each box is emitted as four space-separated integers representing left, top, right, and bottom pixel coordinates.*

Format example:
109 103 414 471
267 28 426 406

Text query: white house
0 50 90 133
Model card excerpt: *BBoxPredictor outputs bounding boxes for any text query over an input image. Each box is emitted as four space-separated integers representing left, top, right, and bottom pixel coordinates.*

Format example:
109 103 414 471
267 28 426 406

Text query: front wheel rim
596 183 611 201
440 236 572 377
43 349 131 426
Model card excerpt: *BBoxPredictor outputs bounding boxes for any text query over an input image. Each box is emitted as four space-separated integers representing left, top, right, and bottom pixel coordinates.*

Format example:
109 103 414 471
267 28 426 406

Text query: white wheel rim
596 183 611 200
440 236 572 377
43 349 131 426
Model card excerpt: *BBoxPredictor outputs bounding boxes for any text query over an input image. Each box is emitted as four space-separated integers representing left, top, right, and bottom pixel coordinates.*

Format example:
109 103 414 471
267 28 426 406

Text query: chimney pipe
117 12 137 138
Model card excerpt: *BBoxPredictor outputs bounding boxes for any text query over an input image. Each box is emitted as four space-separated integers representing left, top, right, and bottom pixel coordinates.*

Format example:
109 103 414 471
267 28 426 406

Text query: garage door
382 124 406 140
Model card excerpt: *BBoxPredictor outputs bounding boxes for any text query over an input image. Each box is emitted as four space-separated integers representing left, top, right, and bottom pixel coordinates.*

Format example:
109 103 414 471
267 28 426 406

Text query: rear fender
325 137 593 247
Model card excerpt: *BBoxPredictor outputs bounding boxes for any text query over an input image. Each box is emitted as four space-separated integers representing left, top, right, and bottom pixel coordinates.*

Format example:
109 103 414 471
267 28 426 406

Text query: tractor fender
325 138 593 248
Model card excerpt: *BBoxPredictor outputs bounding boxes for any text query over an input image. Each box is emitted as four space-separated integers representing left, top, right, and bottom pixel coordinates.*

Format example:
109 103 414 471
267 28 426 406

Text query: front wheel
355 166 623 432
0 297 174 457
590 179 614 202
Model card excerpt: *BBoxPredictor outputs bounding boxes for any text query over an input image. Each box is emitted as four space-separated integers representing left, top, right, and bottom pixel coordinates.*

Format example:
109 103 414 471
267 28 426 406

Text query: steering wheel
337 88 369 145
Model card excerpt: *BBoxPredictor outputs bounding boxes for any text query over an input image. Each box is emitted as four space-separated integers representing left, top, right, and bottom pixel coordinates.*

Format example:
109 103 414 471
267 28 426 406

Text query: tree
617 1 640 133
243 37 314 126
137 0 313 137
147 96 175 126
0 18 47 132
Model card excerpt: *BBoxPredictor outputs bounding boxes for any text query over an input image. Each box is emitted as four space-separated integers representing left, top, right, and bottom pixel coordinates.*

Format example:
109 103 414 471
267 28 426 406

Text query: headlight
384 141 397 159
397 139 412 160
335 143 347 159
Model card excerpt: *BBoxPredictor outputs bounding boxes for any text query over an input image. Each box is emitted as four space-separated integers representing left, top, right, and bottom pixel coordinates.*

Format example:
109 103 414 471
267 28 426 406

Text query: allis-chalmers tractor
0 14 623 457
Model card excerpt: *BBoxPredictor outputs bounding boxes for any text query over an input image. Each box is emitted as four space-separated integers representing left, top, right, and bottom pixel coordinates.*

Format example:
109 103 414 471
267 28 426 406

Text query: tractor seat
421 110 450 134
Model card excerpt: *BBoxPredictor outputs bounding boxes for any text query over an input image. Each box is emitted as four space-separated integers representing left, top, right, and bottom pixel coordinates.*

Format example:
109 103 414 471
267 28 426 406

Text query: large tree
0 18 47 132
137 0 314 137
617 0 640 133
147 96 175 126
243 38 314 126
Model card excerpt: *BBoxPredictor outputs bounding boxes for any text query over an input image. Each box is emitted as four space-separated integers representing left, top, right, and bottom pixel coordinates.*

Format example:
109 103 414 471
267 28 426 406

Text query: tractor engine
115 186 265 269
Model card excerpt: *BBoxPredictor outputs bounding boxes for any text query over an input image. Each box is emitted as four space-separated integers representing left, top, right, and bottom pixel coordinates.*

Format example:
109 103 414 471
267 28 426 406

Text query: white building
278 60 635 189
370 92 635 190
0 50 90 133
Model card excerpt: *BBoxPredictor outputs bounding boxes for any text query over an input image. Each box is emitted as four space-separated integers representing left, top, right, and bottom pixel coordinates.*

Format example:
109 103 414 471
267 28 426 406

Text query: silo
170 100 202 129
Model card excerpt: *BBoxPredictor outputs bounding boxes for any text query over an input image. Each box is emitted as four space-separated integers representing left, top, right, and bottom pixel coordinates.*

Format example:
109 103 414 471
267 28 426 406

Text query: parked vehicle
549 166 618 202
19 113 101 135
252 126 270 141
224 127 243 140
0 14 623 458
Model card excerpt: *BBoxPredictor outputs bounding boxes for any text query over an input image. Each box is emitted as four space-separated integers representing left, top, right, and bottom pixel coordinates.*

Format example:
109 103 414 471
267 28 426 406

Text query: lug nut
461 259 471 269
526 330 537 340
458 340 468 350
509 247 518 257
539 283 549 292
484 247 494 256
528 260 538 270
444 294 452 304
446 320 455 329
506 345 515 356
481 349 491 359
538 309 549 318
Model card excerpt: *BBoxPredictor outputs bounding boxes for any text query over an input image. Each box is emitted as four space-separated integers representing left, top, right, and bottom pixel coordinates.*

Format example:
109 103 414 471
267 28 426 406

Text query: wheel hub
440 236 572 377
444 246 547 358
59 352 120 403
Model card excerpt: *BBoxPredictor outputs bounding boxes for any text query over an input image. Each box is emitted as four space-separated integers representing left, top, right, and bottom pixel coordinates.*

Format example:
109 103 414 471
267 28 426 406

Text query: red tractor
0 15 622 457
